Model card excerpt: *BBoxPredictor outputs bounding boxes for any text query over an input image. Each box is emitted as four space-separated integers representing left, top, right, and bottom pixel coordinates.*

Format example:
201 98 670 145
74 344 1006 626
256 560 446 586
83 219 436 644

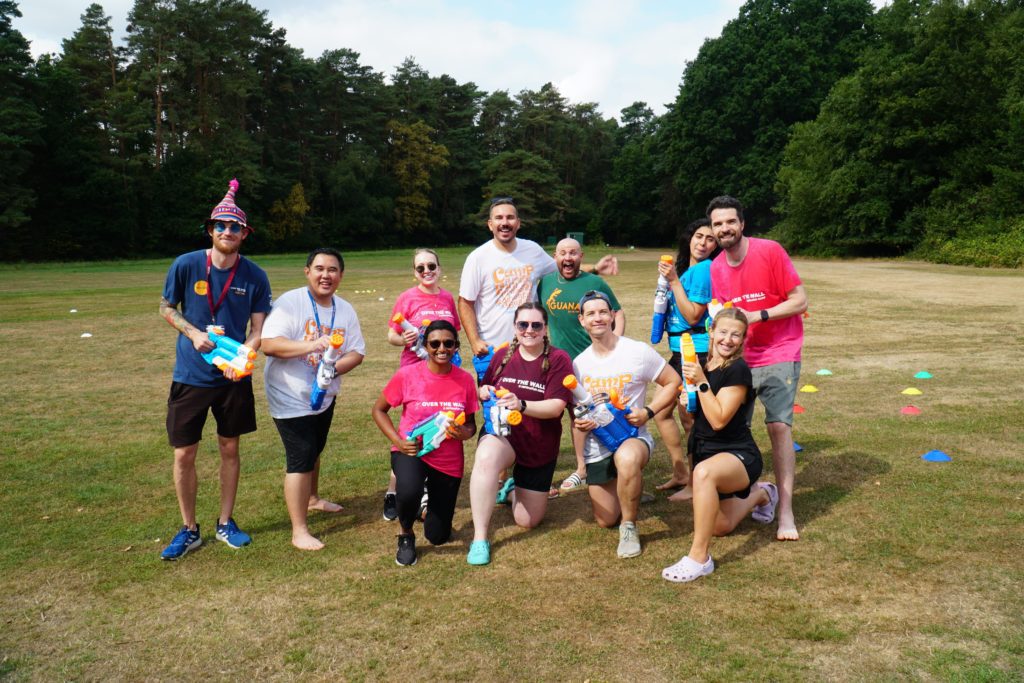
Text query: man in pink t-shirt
708 195 808 542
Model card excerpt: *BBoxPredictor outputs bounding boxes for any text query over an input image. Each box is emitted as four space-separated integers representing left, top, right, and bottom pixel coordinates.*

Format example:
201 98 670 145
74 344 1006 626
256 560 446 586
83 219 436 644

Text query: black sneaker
382 492 398 521
396 534 417 566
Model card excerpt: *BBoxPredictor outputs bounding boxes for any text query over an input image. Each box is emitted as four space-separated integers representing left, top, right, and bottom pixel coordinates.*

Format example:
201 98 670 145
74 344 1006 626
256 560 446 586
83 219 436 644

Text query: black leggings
390 452 462 545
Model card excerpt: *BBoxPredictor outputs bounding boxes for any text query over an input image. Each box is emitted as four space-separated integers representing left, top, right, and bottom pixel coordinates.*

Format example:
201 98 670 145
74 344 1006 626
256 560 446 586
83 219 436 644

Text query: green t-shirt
536 271 621 358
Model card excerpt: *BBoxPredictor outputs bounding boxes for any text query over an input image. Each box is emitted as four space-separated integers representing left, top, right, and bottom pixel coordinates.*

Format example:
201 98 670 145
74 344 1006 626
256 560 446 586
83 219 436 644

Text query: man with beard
706 195 807 542
536 237 625 494
158 179 273 560
458 198 618 372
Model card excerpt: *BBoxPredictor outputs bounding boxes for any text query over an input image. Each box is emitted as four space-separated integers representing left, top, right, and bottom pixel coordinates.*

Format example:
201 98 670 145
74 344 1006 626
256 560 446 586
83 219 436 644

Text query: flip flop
559 472 586 492
751 482 778 524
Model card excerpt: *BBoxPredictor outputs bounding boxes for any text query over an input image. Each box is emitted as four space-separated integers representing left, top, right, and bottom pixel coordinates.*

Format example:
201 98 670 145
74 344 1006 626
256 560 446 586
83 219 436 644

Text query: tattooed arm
159 297 214 352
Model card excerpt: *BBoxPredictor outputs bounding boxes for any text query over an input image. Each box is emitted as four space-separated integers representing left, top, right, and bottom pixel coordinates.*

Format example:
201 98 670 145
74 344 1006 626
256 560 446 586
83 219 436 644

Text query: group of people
157 184 807 583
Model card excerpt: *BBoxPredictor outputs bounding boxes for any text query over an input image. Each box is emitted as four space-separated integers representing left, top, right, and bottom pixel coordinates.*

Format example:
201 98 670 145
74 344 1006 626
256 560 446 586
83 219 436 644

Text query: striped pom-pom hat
205 178 252 232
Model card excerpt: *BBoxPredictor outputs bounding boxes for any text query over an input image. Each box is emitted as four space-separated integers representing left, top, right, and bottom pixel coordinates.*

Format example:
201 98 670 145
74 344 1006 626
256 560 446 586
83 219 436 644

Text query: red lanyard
206 250 241 323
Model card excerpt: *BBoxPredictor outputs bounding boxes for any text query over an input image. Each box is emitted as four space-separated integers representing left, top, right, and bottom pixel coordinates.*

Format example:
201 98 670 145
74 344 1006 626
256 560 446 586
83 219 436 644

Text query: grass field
1 247 1022 681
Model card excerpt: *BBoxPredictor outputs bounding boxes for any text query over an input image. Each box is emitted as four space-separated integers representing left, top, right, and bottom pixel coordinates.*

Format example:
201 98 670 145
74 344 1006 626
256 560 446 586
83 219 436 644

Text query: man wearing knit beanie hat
157 178 273 561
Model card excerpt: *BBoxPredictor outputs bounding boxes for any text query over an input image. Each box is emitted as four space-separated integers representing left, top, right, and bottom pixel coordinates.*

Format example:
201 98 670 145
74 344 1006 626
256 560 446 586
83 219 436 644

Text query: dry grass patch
1 251 1022 681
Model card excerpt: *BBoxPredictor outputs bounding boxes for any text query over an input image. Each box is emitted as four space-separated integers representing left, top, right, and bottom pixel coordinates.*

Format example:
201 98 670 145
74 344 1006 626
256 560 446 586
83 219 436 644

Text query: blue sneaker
161 525 201 561
467 540 490 566
496 478 515 505
215 518 251 548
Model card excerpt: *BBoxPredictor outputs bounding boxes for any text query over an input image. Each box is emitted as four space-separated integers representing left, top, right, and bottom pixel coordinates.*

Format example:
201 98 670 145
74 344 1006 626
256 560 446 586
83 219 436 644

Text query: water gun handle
310 333 345 410
680 333 698 412
650 255 674 344
592 402 639 452
392 313 428 360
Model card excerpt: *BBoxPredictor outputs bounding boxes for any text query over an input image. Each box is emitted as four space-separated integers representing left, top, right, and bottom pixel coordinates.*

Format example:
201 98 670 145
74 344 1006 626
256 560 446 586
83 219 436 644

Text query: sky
13 0 751 118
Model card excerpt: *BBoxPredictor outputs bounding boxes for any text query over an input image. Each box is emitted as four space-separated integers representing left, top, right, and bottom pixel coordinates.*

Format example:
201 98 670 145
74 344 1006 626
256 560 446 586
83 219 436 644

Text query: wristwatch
760 309 770 323
698 382 710 393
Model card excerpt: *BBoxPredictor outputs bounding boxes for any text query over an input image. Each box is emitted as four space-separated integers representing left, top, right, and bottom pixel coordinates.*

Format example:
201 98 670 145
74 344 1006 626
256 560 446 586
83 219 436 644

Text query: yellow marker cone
799 384 819 393
902 387 923 396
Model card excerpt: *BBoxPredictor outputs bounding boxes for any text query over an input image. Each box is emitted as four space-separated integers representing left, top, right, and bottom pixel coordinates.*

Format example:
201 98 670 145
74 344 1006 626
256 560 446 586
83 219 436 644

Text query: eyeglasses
213 221 243 234
515 321 545 332
415 263 438 273
427 339 457 350
489 196 516 207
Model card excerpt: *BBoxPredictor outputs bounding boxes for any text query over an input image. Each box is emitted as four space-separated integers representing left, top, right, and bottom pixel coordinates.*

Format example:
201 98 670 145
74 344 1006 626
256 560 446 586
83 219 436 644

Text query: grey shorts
750 361 801 426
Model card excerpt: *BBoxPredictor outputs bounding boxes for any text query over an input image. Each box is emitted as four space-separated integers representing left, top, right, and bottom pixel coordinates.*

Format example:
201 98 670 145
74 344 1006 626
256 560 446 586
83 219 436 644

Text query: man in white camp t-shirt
458 197 618 375
572 291 680 560
261 248 366 551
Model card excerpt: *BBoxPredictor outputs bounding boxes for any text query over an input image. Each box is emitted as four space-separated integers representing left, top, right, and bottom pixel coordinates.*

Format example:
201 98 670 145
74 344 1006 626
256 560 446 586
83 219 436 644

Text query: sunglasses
427 339 457 350
415 263 438 273
213 221 243 234
515 321 545 332
489 196 516 207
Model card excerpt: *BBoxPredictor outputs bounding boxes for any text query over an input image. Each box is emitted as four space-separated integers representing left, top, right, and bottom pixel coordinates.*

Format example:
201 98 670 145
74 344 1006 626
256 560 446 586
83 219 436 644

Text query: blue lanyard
306 289 336 336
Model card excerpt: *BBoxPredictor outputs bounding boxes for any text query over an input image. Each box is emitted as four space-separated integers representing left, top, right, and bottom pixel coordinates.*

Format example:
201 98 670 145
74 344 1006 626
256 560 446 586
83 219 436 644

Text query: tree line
1 0 1022 266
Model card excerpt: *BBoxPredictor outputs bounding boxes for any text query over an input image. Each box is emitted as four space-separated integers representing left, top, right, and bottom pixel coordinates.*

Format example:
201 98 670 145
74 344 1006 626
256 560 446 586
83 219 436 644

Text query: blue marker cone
921 450 951 463
793 442 803 453
914 371 933 379
816 369 833 376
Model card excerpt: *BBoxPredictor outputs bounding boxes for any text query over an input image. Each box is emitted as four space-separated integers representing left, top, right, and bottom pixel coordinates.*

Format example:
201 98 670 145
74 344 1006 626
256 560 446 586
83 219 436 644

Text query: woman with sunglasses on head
372 321 478 566
653 218 720 502
661 308 778 583
382 249 462 520
465 303 574 566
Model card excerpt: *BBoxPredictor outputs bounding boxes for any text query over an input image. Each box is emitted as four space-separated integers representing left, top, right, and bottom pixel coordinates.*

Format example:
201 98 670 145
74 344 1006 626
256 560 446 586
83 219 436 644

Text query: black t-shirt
692 358 760 456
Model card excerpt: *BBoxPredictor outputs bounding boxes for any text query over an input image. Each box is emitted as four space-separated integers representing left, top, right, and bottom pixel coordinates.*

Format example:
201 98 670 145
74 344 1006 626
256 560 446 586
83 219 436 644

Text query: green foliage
387 119 450 235
267 183 310 242
774 0 1024 263
480 149 570 237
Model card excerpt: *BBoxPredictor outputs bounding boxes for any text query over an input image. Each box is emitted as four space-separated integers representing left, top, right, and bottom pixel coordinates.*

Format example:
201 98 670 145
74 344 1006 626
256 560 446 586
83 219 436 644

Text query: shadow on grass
714 448 890 567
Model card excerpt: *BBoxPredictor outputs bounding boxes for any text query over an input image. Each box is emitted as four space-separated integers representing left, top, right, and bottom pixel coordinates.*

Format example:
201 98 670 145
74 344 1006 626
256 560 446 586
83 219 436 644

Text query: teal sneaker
496 478 515 505
467 540 491 565
161 525 201 561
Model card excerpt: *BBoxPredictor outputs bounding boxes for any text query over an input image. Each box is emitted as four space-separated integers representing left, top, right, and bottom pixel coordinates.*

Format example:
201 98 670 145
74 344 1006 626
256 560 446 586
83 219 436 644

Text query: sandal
751 482 778 524
662 555 714 583
559 472 586 492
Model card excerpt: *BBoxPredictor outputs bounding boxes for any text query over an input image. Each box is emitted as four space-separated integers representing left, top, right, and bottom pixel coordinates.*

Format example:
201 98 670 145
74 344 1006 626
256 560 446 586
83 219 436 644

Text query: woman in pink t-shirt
372 321 478 567
465 303 574 566
381 249 463 522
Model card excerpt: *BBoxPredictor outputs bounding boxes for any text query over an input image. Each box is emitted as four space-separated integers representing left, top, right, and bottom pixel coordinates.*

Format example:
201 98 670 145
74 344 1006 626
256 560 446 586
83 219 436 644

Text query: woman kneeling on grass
467 303 573 566
662 308 779 583
372 321 478 567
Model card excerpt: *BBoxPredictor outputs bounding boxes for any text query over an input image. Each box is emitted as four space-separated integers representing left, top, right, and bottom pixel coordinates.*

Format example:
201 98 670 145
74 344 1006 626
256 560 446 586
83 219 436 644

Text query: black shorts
669 351 709 377
274 402 336 473
166 381 257 448
693 442 763 500
512 459 558 493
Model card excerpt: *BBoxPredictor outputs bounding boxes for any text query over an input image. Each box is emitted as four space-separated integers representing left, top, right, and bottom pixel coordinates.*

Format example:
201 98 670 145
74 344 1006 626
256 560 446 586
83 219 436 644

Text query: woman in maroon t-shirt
466 303 574 566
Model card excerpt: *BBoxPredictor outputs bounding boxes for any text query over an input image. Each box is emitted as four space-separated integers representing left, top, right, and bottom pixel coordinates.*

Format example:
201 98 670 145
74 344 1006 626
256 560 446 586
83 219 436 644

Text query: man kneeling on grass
261 248 365 550
572 291 680 558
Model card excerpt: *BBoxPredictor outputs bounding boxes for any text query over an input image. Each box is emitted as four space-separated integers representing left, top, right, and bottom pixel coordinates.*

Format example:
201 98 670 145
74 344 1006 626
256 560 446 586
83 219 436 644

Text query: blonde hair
707 307 748 370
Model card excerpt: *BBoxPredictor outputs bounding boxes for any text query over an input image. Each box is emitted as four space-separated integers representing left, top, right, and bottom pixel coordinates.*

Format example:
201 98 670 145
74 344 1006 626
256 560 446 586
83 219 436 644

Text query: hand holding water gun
679 333 698 413
202 325 255 380
650 255 675 344
481 388 523 437
563 375 638 452
405 410 467 457
392 313 428 361
472 341 509 380
310 332 345 410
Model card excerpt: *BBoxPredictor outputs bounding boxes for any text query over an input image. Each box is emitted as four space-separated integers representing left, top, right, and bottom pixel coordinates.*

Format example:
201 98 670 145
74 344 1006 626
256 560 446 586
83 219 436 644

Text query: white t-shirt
459 238 555 347
572 336 667 463
262 287 366 419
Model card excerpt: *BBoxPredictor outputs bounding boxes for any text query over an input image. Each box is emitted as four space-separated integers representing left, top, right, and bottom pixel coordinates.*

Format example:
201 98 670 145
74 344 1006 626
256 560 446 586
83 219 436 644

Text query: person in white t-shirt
261 248 366 550
458 197 619 374
572 291 681 559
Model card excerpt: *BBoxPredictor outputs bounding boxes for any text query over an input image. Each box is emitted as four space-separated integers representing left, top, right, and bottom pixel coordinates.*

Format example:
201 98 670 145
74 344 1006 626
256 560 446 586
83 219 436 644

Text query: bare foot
308 497 343 513
667 485 694 502
292 533 324 551
655 477 686 491
776 526 800 541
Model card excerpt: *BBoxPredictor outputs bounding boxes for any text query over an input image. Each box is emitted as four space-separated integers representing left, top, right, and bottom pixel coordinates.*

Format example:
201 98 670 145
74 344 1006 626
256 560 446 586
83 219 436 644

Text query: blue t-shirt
667 259 712 353
162 249 273 387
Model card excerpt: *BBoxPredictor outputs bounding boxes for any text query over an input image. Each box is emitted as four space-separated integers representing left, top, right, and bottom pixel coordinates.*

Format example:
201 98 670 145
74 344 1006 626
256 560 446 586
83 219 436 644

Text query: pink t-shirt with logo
389 286 461 367
710 237 803 367
382 362 479 478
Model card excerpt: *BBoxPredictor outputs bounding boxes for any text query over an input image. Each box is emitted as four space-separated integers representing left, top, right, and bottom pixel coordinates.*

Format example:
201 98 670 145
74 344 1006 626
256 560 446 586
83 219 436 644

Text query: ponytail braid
541 336 550 373
494 338 519 382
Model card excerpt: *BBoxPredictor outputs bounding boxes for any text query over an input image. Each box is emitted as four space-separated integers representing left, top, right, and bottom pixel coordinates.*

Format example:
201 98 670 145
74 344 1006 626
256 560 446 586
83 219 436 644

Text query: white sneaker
662 554 715 582
617 522 642 558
